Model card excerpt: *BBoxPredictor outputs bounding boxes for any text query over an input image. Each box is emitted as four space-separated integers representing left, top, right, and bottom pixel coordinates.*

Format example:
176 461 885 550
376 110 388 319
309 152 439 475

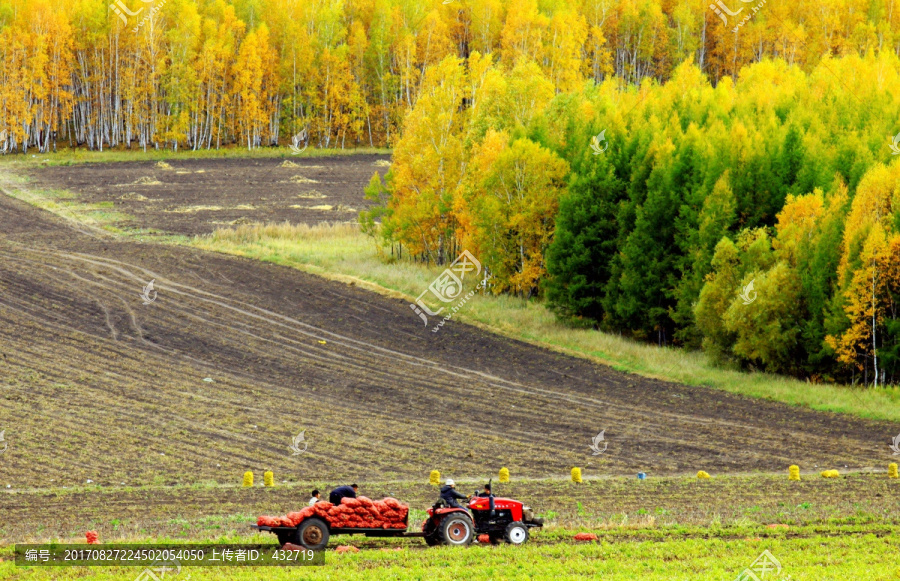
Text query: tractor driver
477 482 495 515
439 479 468 509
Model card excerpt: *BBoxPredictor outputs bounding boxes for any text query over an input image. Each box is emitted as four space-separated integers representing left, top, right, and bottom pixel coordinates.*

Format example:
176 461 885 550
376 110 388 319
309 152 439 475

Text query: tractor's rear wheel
422 519 440 546
296 517 330 551
504 522 529 545
440 514 474 546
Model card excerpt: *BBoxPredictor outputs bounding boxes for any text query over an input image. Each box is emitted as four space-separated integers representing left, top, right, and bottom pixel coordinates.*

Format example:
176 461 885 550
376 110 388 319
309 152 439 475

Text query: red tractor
422 490 543 546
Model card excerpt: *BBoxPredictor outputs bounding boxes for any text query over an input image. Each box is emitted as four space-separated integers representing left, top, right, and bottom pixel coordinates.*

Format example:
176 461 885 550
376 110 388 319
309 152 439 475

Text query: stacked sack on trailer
257 496 408 529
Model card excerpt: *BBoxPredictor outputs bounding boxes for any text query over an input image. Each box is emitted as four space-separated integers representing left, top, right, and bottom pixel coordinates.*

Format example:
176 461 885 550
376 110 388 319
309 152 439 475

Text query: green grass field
2 533 896 580
7 473 897 542
4 472 899 579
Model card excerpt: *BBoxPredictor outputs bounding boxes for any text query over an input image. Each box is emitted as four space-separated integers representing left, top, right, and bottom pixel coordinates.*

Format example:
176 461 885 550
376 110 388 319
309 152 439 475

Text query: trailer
252 517 423 551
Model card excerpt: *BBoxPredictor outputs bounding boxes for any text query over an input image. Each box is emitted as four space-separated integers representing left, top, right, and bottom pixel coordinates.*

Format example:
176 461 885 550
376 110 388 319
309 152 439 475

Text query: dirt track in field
22 155 390 236
1 159 898 503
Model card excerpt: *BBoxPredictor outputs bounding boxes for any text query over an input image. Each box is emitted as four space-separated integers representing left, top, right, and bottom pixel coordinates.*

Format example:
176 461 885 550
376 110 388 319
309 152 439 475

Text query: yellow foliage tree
460 133 569 295
1 0 898 154
499 0 547 67
827 163 900 386
382 55 469 264
544 10 587 93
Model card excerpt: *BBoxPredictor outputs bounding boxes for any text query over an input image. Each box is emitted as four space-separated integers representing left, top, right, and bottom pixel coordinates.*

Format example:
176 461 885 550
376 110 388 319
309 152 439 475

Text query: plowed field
1 159 898 543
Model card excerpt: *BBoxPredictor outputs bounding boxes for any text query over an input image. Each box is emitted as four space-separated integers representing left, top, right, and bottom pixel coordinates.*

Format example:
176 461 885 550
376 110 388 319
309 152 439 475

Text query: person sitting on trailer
328 483 358 505
439 479 468 509
308 489 321 506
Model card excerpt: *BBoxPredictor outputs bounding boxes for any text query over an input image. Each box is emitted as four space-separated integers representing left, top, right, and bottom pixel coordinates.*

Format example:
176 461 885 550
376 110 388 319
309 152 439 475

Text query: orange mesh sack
383 498 402 509
257 516 278 527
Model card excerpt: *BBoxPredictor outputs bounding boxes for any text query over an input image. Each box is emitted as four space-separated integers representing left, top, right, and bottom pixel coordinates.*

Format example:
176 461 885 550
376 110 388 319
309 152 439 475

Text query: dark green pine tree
604 132 711 343
776 124 804 194
544 144 625 326
605 148 687 342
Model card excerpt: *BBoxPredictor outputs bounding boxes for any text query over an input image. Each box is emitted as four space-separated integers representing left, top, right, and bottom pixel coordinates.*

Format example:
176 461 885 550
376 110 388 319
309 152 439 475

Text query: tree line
3 0 900 152
365 51 900 385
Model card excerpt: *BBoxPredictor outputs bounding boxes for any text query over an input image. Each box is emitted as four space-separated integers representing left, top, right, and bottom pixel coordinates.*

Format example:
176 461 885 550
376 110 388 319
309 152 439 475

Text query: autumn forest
4 0 900 384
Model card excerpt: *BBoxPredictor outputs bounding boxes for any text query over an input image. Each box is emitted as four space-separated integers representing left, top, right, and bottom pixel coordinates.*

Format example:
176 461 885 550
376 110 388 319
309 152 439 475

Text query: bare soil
22 154 390 236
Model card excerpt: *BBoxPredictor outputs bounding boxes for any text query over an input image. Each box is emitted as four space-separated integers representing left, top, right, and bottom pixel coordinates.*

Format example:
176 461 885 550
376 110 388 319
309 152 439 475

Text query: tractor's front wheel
504 522 529 545
440 514 474 546
296 517 330 551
